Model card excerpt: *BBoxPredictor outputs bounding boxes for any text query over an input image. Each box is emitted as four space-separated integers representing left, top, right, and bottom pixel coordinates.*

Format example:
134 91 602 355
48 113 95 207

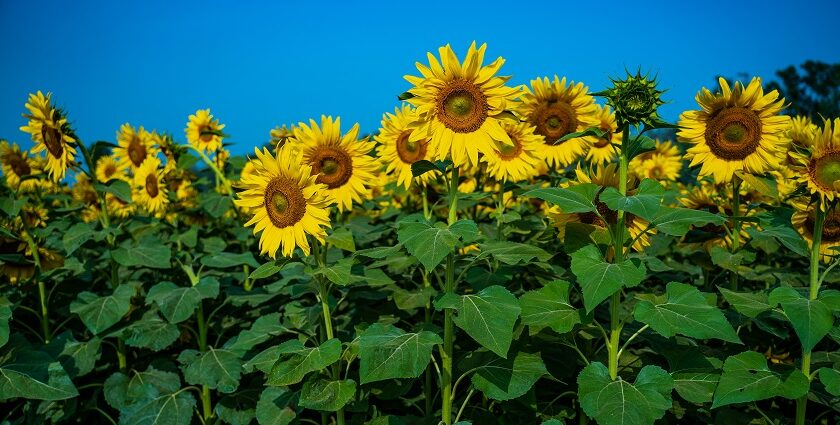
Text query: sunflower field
1 42 839 425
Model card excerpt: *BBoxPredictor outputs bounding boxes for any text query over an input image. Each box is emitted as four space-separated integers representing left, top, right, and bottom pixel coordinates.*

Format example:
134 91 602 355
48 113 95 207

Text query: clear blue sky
2 0 839 156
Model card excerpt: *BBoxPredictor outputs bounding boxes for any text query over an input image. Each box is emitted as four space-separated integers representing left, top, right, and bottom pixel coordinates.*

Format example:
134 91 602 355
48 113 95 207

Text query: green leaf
768 287 835 352
122 311 180 351
710 246 755 272
600 179 664 221
753 208 809 257
719 287 772 318
299 378 357 412
411 160 442 177
626 135 657 161
523 184 599 213
449 220 479 243
224 313 286 356
570 245 646 312
519 280 580 334
0 345 78 401
712 351 809 408
103 366 181 410
671 371 719 404
398 91 415 101
58 336 101 377
0 196 27 217
179 348 242 393
121 389 196 425
436 285 520 358
326 228 356 252
201 252 260 268
255 387 296 425
96 179 132 202
358 323 442 384
112 243 171 269
739 173 778 201
249 261 286 280
201 192 232 218
70 284 135 334
634 282 741 343
578 362 673 425
397 221 460 270
62 222 95 255
818 367 840 396
0 298 10 348
475 241 552 265
314 258 354 286
267 339 342 386
215 402 255 425
467 351 547 401
354 245 404 259
146 278 219 324
651 207 726 236
554 127 608 143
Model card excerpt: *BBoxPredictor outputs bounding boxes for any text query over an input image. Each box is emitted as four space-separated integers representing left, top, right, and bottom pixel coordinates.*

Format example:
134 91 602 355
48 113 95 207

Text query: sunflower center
704 107 762 160
40 125 65 158
9 153 31 177
396 130 427 164
199 126 215 142
145 174 159 198
811 153 840 192
497 136 523 160
128 136 147 167
533 101 578 144
436 79 488 133
263 177 307 229
310 147 353 189
806 210 840 243
104 164 116 178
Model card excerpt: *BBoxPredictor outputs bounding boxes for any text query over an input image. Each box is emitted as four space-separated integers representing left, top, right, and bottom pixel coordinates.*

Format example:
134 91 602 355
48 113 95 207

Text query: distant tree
766 60 840 120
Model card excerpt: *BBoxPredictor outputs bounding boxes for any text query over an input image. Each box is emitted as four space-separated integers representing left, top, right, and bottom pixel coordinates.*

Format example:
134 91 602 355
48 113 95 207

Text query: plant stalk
729 176 742 290
196 302 213 422
37 280 50 344
608 126 630 380
441 166 460 425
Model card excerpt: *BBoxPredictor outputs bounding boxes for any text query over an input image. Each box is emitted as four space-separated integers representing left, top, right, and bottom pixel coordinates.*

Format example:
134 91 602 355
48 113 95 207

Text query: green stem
495 182 505 241
37 280 50 344
441 166 460 425
607 126 630 380
315 242 345 425
795 200 825 425
196 302 213 422
423 270 434 418
729 176 742 291
423 186 431 221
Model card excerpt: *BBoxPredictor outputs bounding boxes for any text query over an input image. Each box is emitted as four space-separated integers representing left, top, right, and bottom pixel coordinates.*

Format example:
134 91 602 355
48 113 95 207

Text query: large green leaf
651 207 725 236
255 387 296 425
0 345 78 401
634 282 741 343
671 371 719 404
103 366 181 410
201 252 260 268
313 258 354 286
768 287 836 352
70 284 135 334
397 221 460 270
224 313 287 356
578 362 673 425
0 297 10 348
570 245 646 312
112 242 171 269
718 287 772 318
298 378 357 412
600 179 664 221
435 285 520 358
62 222 95 255
326 228 356 252
712 351 809 408
818 367 840 396
201 192 232 218
146 277 219 324
358 323 442 384
753 208 809 257
267 339 342 386
122 311 180 351
519 280 580 334
524 184 599 213
474 241 552 265
120 390 196 425
465 351 547 401
58 335 101 377
178 347 242 393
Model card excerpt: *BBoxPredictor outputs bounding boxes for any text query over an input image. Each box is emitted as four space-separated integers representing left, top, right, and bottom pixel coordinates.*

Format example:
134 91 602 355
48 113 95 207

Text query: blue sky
1 0 839 156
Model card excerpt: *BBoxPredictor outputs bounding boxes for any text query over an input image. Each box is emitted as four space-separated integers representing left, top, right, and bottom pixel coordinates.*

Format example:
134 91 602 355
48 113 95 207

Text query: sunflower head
115 123 159 172
375 105 434 189
792 199 840 262
482 120 545 182
95 155 127 183
600 70 666 130
791 118 840 208
629 139 682 181
788 115 818 148
583 105 621 165
0 141 36 190
19 91 78 182
132 157 169 215
186 109 226 153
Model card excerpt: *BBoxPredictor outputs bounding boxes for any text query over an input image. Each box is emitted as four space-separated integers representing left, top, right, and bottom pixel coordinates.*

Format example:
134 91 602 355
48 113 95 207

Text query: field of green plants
1 43 838 425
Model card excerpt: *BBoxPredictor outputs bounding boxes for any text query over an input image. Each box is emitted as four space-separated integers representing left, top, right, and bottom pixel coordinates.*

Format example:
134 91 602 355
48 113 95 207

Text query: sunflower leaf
524 184 599 214
570 244 646 312
578 362 673 425
712 351 808 408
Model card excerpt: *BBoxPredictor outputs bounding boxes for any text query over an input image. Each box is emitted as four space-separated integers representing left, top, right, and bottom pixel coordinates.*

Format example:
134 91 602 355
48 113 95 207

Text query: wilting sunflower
133 157 169 215
791 118 840 207
292 116 378 212
482 120 544 182
95 155 127 183
186 109 225 153
0 141 39 191
19 91 77 181
678 77 790 182
114 124 159 173
583 105 621 165
376 105 434 189
519 76 598 168
629 139 683 181
235 146 334 258
792 199 840 262
403 42 520 167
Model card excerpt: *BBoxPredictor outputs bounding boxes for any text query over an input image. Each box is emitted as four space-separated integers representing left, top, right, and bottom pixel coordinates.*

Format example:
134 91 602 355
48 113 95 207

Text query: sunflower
235 146 334 258
679 181 751 250
114 124 159 173
791 118 840 207
0 141 40 191
0 237 63 285
787 115 818 148
186 109 225 153
72 174 101 222
291 116 378 212
95 155 127 183
792 199 840 262
583 105 621 165
376 105 434 189
19 91 77 181
404 42 520 167
482 120 544 182
106 193 135 219
270 125 296 151
132 157 169 215
519 76 598 169
629 139 683 181
678 77 790 183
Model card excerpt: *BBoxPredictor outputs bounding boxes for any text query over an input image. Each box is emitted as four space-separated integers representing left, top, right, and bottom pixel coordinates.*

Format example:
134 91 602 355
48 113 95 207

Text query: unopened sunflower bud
600 70 665 130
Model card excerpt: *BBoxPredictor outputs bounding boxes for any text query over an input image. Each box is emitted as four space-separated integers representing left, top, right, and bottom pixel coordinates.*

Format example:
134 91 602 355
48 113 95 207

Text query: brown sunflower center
104 163 117 178
310 146 353 189
396 130 427 164
532 101 578 145
40 125 65 158
436 79 488 133
128 136 147 167
704 107 762 160
9 153 31 177
263 177 306 229
199 125 215 143
810 152 840 192
497 135 523 160
145 174 159 198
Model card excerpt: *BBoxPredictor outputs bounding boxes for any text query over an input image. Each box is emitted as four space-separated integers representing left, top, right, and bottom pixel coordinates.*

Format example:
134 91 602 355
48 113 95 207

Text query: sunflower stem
186 144 234 198
196 301 213 422
37 280 50 344
796 200 825 425
607 126 631 380
314 241 344 425
423 269 434 418
422 186 431 221
441 166 460 425
729 175 742 291
495 182 505 241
